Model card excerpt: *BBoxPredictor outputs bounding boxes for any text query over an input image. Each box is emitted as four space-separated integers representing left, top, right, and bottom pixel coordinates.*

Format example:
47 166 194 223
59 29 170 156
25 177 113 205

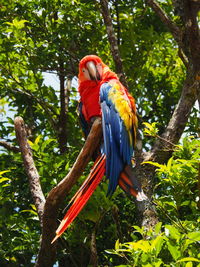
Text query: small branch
155 134 178 148
36 118 102 267
14 116 45 224
112 205 123 242
89 209 107 267
178 48 189 68
145 0 181 43
99 0 128 87
90 230 98 267
65 78 72 112
0 140 20 152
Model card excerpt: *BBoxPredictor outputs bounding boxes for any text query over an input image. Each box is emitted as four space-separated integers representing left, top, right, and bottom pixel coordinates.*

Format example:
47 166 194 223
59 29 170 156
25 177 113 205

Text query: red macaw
52 55 147 243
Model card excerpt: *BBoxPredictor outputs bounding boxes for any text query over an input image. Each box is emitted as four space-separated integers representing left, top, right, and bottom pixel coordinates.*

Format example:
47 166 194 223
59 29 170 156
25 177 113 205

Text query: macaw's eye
82 68 91 80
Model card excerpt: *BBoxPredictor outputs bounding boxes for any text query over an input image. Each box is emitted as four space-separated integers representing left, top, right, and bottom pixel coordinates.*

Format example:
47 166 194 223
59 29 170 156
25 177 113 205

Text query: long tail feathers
52 154 106 243
118 165 148 201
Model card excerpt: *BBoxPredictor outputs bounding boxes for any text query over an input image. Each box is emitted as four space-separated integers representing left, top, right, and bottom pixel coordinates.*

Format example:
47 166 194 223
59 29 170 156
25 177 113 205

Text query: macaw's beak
86 61 101 81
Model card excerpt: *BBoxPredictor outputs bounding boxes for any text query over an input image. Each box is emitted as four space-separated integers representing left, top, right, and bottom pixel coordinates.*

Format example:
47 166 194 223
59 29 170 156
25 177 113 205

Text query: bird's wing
77 101 90 138
100 80 137 195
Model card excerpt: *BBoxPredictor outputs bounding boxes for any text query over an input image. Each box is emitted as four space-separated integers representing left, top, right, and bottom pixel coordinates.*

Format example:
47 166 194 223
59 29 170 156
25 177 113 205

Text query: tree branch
147 75 199 163
99 0 128 87
35 118 102 267
58 59 68 154
0 140 20 152
145 0 181 43
180 0 200 75
14 116 46 224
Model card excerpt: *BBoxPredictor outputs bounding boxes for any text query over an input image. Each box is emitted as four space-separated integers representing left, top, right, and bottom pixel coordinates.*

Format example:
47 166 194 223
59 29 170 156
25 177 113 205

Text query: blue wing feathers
100 82 134 195
78 102 90 137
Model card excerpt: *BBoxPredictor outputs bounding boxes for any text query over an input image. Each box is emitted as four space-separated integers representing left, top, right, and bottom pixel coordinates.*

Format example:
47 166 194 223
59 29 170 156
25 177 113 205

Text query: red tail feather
118 168 148 201
118 172 138 198
52 154 106 243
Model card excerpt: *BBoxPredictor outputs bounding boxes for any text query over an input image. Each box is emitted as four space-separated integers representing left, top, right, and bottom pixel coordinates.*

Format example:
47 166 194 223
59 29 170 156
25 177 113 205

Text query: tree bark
0 140 20 152
14 116 45 224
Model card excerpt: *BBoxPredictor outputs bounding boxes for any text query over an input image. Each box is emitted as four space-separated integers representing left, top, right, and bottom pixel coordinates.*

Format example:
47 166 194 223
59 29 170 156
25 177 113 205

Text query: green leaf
154 222 162 235
0 177 10 183
6 19 28 29
177 257 200 263
166 157 173 173
167 240 181 260
34 135 41 145
142 161 164 168
165 225 181 239
0 170 10 176
154 260 163 267
115 239 120 250
151 235 165 256
143 122 158 137
134 240 151 253
187 232 200 242
20 209 38 216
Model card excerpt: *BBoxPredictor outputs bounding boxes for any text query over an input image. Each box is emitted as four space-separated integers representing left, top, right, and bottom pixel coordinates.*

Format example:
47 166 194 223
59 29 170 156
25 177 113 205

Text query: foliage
106 223 200 267
106 137 200 266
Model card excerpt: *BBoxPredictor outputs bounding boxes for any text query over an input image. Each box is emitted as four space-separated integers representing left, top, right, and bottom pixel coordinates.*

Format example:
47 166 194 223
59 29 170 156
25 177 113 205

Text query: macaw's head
78 55 107 83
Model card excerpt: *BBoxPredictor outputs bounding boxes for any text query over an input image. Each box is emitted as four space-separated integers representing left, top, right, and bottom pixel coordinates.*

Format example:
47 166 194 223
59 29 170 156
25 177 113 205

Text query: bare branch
36 118 102 267
145 0 181 43
0 140 20 152
14 116 45 224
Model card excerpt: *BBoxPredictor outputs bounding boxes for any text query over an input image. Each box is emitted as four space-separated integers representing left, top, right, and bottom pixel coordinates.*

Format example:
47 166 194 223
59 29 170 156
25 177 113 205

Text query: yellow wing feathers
108 83 137 145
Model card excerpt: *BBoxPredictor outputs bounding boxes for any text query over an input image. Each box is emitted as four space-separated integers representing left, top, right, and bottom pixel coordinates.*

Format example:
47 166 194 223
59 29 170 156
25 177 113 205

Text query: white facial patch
96 63 102 77
82 68 91 80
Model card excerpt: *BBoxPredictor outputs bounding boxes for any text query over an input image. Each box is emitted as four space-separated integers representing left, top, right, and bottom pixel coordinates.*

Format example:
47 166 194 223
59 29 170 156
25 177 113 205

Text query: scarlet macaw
52 55 147 243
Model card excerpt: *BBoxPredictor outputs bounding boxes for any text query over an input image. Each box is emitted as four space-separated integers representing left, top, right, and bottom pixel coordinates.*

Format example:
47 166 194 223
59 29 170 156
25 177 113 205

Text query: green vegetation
0 0 199 266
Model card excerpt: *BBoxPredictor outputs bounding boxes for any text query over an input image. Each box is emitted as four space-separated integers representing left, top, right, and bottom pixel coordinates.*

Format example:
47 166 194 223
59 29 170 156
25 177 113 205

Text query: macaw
52 55 147 243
